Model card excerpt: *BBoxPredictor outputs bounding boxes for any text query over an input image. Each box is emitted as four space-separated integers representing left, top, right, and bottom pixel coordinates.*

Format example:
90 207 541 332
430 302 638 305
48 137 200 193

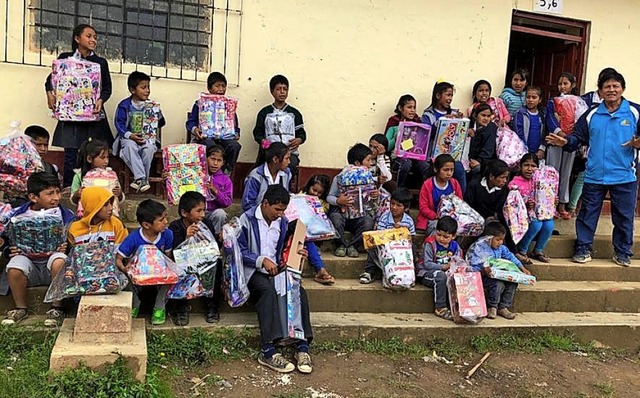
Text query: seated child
327 144 377 258
417 154 463 234
113 71 166 192
203 145 232 237
468 222 532 320
301 174 331 214
468 103 497 178
0 172 75 326
242 141 291 212
116 199 173 325
238 185 313 374
24 125 60 180
464 159 509 222
169 192 222 325
186 72 241 174
360 188 415 284
253 75 306 191
416 216 462 321
368 134 392 185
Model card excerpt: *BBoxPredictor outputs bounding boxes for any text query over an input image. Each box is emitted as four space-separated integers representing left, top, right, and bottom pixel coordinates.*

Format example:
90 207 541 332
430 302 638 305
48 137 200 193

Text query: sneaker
334 245 347 257
205 306 220 323
171 306 190 326
613 254 631 267
151 308 166 325
43 307 65 328
359 272 373 284
1 308 27 325
346 246 360 258
129 179 142 191
131 307 139 318
486 307 497 319
497 308 516 320
434 307 453 321
139 180 151 193
258 352 295 373
571 251 592 264
294 352 313 374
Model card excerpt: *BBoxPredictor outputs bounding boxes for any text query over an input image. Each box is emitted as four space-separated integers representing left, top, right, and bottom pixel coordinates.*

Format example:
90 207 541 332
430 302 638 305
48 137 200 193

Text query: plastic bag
503 189 529 244
0 203 13 234
9 208 65 259
337 166 376 219
553 95 589 134
173 222 220 275
163 144 209 205
128 245 180 286
0 121 44 198
222 219 250 307
437 194 484 236
44 241 127 302
372 187 391 221
167 274 205 300
446 257 487 324
198 93 239 140
532 166 559 220
486 258 537 285
51 57 102 121
78 167 121 217
271 268 305 345
284 195 337 241
465 236 494 270
496 126 528 168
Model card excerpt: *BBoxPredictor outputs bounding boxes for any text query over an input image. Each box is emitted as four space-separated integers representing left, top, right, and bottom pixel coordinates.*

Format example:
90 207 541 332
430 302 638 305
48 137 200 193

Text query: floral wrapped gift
78 167 121 217
337 166 376 219
163 144 208 205
503 189 529 244
532 166 559 221
486 258 537 286
496 126 528 168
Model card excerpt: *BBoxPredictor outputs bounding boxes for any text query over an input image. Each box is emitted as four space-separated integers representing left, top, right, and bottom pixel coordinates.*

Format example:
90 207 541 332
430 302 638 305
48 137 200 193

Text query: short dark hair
347 143 372 165
483 159 509 180
136 199 167 225
433 154 455 171
472 102 493 118
24 125 50 141
436 216 458 235
484 221 506 237
598 70 626 90
391 188 411 209
27 172 60 195
269 74 289 91
178 191 206 215
127 71 150 90
263 184 290 206
207 72 227 88
369 133 389 152
207 144 226 158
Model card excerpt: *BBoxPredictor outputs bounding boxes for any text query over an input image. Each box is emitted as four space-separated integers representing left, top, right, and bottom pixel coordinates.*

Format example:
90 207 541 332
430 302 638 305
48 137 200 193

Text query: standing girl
499 69 529 119
509 154 554 263
514 86 546 158
416 154 463 234
45 24 113 187
545 72 578 219
467 103 497 178
241 142 291 212
466 80 511 127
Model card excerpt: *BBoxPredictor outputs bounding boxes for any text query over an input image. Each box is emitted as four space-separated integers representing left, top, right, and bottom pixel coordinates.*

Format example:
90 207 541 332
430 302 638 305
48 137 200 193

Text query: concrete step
551 215 640 237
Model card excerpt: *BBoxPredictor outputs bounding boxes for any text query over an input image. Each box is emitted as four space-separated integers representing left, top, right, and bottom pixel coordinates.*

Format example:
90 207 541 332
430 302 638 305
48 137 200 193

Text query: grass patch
592 382 614 397
470 331 594 354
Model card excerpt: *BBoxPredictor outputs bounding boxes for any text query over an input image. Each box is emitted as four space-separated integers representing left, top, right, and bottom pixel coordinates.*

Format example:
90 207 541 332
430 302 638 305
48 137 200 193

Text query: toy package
363 227 411 250
198 93 239 140
272 267 305 345
0 122 44 198
429 118 470 161
373 187 391 221
437 194 484 236
129 100 162 141
496 126 528 168
503 189 529 244
394 122 431 161
222 219 250 307
163 144 208 205
78 167 121 217
51 57 101 121
128 245 180 286
9 208 65 259
553 94 589 134
446 258 487 324
264 109 296 146
532 166 559 220
285 195 336 241
337 166 376 219
486 258 537 286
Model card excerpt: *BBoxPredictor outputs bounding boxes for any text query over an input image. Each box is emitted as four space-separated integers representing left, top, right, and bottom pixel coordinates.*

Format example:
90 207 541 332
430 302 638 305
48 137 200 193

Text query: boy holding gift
1 172 75 326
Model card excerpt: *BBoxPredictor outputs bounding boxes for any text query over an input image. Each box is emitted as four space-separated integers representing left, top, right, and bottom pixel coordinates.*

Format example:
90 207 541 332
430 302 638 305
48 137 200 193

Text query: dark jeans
288 153 300 192
575 181 637 257
483 276 517 309
328 209 374 251
63 148 78 187
393 158 430 188
420 270 448 309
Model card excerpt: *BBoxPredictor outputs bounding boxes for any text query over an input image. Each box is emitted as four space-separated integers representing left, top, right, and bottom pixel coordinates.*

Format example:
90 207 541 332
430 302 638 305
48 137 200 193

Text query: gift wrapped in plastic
373 187 391 221
532 166 559 221
129 100 162 141
271 267 305 345
437 194 484 236
429 118 470 161
0 203 12 234
375 238 415 290
9 208 65 259
486 258 537 286
553 94 589 134
198 93 239 140
465 236 494 270
78 167 121 217
173 222 219 275
167 274 205 300
222 219 250 307
0 122 44 198
264 109 296 146
51 57 101 121
446 258 487 324
163 144 208 205
394 122 431 161
128 245 180 286
284 195 336 241
503 189 529 244
496 126 528 168
337 166 376 219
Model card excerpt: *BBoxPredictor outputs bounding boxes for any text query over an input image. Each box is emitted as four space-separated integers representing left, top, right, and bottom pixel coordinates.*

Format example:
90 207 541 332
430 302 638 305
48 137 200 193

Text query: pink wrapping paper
503 189 529 244
532 166 559 220
198 93 238 140
162 144 208 205
51 57 101 121
496 126 528 168
0 126 44 198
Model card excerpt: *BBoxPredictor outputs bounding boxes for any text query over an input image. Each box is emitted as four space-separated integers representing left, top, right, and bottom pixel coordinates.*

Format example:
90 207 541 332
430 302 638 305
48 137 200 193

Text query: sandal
434 307 453 321
515 252 533 265
530 251 550 263
558 211 571 220
313 269 336 285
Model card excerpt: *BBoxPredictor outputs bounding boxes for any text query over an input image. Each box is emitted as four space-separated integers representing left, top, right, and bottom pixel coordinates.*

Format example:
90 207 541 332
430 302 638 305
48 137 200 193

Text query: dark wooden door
532 41 580 102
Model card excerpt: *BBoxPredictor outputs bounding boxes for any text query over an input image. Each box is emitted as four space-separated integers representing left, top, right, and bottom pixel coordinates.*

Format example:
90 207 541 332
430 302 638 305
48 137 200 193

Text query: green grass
470 331 595 354
592 382 615 397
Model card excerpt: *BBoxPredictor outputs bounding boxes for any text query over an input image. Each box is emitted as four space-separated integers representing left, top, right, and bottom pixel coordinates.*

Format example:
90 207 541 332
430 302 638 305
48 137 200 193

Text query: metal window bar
0 0 242 85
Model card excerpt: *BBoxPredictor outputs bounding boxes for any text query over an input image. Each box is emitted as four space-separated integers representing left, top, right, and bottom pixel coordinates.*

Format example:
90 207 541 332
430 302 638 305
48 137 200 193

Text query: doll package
429 118 470 161
437 194 484 236
503 189 529 244
163 144 208 205
553 95 589 134
496 126 528 168
9 208 65 259
221 219 250 307
198 93 239 140
128 244 180 286
337 165 376 219
284 195 336 241
486 258 537 286
51 57 101 121
446 257 487 324
78 167 121 217
394 122 431 161
532 166 559 221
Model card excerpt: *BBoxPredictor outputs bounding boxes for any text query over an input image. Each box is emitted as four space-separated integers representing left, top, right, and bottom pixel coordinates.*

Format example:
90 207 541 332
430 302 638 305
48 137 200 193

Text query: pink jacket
467 97 511 124
417 177 463 230
508 176 534 200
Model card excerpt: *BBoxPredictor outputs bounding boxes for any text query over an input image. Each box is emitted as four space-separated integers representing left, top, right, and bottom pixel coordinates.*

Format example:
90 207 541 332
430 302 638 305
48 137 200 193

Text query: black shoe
171 305 190 326
206 306 220 323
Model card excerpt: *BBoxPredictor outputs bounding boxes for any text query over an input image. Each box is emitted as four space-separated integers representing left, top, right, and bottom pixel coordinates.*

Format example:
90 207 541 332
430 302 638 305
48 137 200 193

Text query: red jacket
416 177 463 230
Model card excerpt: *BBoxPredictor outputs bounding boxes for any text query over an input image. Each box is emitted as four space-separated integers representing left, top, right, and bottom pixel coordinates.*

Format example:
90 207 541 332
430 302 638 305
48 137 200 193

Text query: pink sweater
508 176 534 201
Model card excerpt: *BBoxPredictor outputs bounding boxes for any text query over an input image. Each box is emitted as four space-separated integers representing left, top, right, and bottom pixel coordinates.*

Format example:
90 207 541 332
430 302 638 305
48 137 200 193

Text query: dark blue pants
453 161 466 194
393 158 431 188
575 181 637 257
483 276 517 309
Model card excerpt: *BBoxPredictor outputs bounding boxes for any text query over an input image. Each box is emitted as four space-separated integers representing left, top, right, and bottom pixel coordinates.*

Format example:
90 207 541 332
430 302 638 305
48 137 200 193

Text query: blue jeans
453 161 466 194
483 276 517 309
517 219 554 253
575 181 637 257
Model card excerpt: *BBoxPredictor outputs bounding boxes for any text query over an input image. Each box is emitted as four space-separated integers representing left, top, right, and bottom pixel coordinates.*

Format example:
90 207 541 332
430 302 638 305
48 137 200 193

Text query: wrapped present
163 144 208 205
272 267 305 345
532 166 559 220
0 174 27 199
553 95 588 134
429 118 470 161
363 227 411 250
198 93 238 140
0 203 12 234
373 187 391 221
503 189 529 244
465 236 494 269
129 100 162 141
128 245 179 286
496 126 528 168
9 208 65 259
0 122 44 198
486 258 537 285
78 167 121 217
51 57 101 121
285 195 336 241
447 258 487 324
437 194 484 236
371 238 415 290
394 122 431 161
173 222 220 275
264 109 296 146
222 220 250 307
167 274 206 300
337 166 376 219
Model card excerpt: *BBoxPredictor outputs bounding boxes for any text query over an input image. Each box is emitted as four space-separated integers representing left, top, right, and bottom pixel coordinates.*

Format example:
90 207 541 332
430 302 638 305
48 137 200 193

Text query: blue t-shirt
527 111 542 152
431 178 453 210
433 240 461 265
117 228 174 258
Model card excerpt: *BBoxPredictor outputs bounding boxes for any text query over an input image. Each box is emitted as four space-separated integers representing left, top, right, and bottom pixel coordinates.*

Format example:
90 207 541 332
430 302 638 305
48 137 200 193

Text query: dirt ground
169 350 640 398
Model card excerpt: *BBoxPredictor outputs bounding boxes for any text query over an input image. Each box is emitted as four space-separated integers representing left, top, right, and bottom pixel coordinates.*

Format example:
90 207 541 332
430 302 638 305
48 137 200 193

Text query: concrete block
74 292 132 334
50 318 147 382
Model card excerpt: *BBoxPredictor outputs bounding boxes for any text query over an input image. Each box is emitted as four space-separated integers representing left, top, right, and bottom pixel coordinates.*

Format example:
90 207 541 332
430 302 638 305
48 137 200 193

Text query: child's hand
536 149 545 160
262 258 278 275
378 175 388 185
186 223 199 238
161 171 170 181
297 247 308 260
467 128 475 138
112 186 122 199
206 182 219 196
546 133 567 147
93 99 103 114
336 193 354 207
499 119 507 127
8 246 20 258
370 141 385 156
521 267 532 275
57 243 68 253
441 262 451 271
289 138 303 150
192 127 203 140
129 134 145 144
526 200 534 210
370 189 380 200
469 159 480 169
46 92 56 110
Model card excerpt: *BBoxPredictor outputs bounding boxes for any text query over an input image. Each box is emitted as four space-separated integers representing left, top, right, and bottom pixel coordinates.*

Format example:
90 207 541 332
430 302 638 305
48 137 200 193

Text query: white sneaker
139 180 151 193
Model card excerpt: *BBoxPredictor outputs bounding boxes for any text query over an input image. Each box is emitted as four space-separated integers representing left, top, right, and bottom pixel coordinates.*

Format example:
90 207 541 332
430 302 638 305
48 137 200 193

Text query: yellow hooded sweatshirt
68 186 129 246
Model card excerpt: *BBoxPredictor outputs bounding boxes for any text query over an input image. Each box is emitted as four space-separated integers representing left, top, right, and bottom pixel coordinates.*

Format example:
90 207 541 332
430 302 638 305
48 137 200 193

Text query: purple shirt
207 170 233 212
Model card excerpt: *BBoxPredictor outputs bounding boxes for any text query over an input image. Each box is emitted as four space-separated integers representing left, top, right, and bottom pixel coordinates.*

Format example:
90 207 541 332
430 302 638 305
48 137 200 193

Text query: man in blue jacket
547 70 640 266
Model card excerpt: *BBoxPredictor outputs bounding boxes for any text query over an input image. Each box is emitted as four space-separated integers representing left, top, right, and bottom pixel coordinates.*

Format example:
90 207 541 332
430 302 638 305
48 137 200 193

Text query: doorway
506 10 590 101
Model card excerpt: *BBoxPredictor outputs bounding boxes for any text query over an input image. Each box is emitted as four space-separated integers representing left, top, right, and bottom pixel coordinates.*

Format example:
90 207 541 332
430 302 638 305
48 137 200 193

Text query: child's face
511 74 527 93
261 202 287 223
271 83 289 104
476 109 493 127
389 199 406 218
437 89 454 109
74 27 97 53
521 159 538 180
398 100 417 120
209 81 227 95
182 202 205 224
207 151 224 174
557 76 575 95
130 80 150 101
94 198 114 222
488 171 509 189
307 182 324 198
436 161 455 181
144 211 169 234
525 90 541 110
356 154 374 168
89 149 109 169
475 84 491 102
275 151 291 171
32 137 49 156
29 186 60 210
490 234 505 249
435 229 455 248
369 140 385 156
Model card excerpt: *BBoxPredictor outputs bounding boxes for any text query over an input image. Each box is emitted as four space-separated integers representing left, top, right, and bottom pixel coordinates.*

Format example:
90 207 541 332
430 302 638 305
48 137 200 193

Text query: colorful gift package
163 144 208 205
51 57 101 121
394 122 431 161
128 245 179 286
363 227 411 250
9 208 65 259
337 166 376 219
198 93 238 140
496 126 528 168
553 95 589 134
78 167 121 217
173 222 220 297
446 258 487 324
363 228 415 290
429 118 470 161
167 274 205 300
532 166 559 221
0 122 44 198
486 258 537 286
222 220 250 307
503 189 529 244
271 267 305 345
284 195 336 241
129 100 162 141
437 194 484 236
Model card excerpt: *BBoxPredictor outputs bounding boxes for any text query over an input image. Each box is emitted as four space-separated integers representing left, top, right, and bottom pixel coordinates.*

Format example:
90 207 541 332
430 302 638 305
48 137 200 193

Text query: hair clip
261 139 270 150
